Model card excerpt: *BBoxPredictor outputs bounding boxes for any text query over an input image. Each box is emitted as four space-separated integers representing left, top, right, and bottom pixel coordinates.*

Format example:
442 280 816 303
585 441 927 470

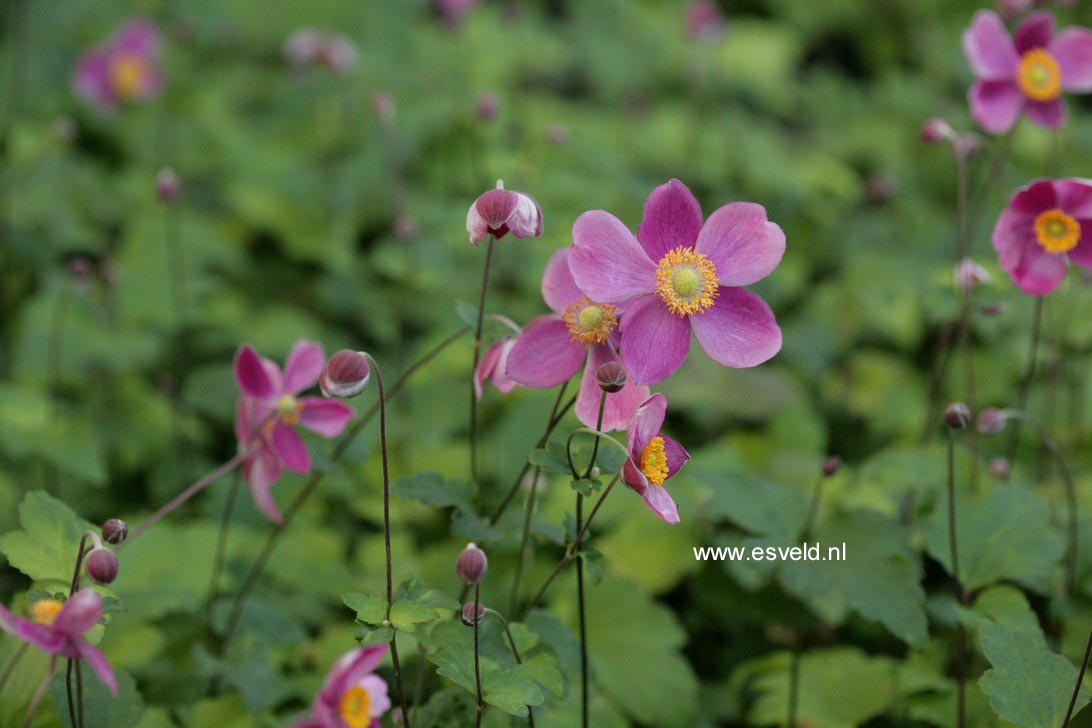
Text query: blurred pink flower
685 0 727 42
284 28 358 74
293 646 390 728
436 0 480 27
620 394 689 524
73 19 162 114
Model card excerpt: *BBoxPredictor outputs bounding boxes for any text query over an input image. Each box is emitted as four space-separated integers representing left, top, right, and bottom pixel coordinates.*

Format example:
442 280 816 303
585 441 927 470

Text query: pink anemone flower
0 589 117 694
234 340 355 523
963 10 1092 134
569 179 784 386
466 182 543 245
620 394 690 524
293 646 391 728
73 19 163 114
992 177 1092 295
474 336 520 400
506 248 650 432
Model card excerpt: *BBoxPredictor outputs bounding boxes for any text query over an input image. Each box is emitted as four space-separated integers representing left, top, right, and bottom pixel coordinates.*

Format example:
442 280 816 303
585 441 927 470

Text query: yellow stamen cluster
639 436 669 487
276 394 303 425
655 247 718 316
110 53 148 100
1034 208 1081 254
1017 49 1062 102
31 599 63 627
339 686 373 728
563 297 619 345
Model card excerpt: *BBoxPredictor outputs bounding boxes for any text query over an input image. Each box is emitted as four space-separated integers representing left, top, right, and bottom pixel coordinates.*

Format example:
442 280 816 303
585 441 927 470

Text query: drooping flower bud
989 456 1011 480
595 361 627 393
455 543 488 586
822 456 842 477
85 548 119 585
461 601 486 626
954 258 990 292
475 92 499 122
944 402 972 430
102 518 128 545
921 118 955 145
320 350 371 399
977 407 1009 435
156 168 180 203
466 181 543 246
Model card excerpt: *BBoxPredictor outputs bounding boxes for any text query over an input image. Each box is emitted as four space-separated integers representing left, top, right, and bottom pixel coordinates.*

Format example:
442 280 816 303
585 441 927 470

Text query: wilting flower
234 340 355 522
506 248 650 431
992 178 1092 295
0 589 117 694
620 394 689 524
569 179 784 385
284 28 358 74
294 646 391 728
474 337 519 399
466 181 543 246
73 19 162 114
964 10 1092 133
685 0 727 42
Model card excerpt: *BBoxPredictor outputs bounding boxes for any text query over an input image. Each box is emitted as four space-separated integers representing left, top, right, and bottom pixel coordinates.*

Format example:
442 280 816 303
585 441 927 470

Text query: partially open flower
85 548 119 585
955 258 991 291
977 407 1010 434
685 0 727 42
456 543 488 586
596 361 627 393
620 394 689 524
474 338 519 400
284 28 358 74
822 456 842 477
156 168 180 203
475 92 500 122
990 456 1012 480
921 118 956 144
466 181 543 245
320 350 371 399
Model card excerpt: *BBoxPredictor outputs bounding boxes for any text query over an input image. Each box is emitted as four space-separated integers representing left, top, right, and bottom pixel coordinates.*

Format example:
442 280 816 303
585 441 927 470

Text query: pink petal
506 192 544 239
72 51 114 110
1010 244 1068 295
541 247 584 315
576 345 650 433
625 393 668 460
299 397 355 437
968 80 1025 135
570 211 657 304
695 202 786 286
963 10 1019 80
76 641 118 695
690 287 782 368
320 647 388 702
1025 98 1067 129
1070 222 1092 267
1051 28 1092 91
622 457 648 493
53 589 102 638
272 423 311 474
1055 178 1092 218
661 435 690 479
113 19 161 56
505 316 586 388
245 447 284 523
618 295 692 385
636 179 704 261
0 605 64 653
235 345 280 402
474 340 503 400
282 340 325 394
642 484 680 524
1013 11 1054 54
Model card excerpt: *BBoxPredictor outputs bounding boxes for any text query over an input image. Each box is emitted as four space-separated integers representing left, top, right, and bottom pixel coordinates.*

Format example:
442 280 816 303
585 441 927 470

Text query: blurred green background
2 0 1092 726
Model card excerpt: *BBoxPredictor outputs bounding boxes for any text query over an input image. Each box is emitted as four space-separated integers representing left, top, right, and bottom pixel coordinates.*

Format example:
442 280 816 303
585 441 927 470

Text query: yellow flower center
31 599 63 627
655 247 718 316
338 686 372 728
1034 209 1081 254
110 53 148 100
1017 49 1062 102
563 296 619 345
639 436 669 487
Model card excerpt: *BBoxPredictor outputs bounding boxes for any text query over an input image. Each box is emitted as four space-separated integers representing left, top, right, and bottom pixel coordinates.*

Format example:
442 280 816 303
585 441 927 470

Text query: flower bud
84 548 119 585
822 456 842 477
944 402 972 430
589 466 601 480
685 0 727 42
545 123 569 145
372 92 396 123
977 407 1009 435
989 456 1011 480
921 118 955 145
954 258 990 292
320 350 371 399
156 168 180 203
461 601 486 626
596 361 627 393
957 133 982 159
101 518 128 545
455 543 488 586
475 92 499 122
979 302 1008 317
466 181 543 246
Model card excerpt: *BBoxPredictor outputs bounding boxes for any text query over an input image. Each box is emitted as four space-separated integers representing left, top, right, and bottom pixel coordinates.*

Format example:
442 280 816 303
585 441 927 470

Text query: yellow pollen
639 436 669 487
1017 49 1062 102
655 247 718 317
338 686 372 728
109 53 148 100
1034 209 1081 254
276 395 302 425
31 599 63 627
563 296 619 345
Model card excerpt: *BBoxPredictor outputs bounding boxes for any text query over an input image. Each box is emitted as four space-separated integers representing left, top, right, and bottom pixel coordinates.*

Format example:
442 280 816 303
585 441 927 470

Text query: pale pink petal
318 647 389 712
360 674 391 716
474 340 504 400
1013 11 1054 54
690 288 782 368
963 10 1019 80
625 393 668 460
282 340 325 394
113 19 161 56
968 80 1025 134
72 51 114 111
53 590 102 638
661 435 690 479
488 338 520 395
299 397 355 437
695 202 786 286
76 641 118 695
272 423 311 474
1025 98 1067 129
642 484 680 524
636 179 704 261
1011 244 1068 295
1051 28 1092 91
570 211 657 304
505 316 586 388
1054 178 1092 218
577 345 650 433
245 448 284 523
0 605 64 653
235 345 280 402
541 248 584 314
618 295 692 385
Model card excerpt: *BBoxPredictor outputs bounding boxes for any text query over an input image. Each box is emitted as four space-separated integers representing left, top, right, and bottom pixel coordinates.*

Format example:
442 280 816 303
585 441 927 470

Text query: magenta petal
661 435 690 479
1069 221 1092 267
1054 179 1092 218
235 345 279 401
299 397 355 437
963 10 1019 80
474 340 503 400
53 590 102 638
570 211 657 304
282 340 325 394
695 202 786 286
626 393 668 460
541 248 584 315
968 80 1025 135
1025 98 1067 129
505 316 586 388
1013 11 1054 54
1010 179 1057 215
245 448 284 523
578 345 650 432
272 423 311 474
642 485 680 524
76 641 118 695
1051 28 1092 91
691 287 781 368
72 51 113 110
320 646 388 702
622 457 648 493
636 179 704 261
1011 245 1068 295
619 295 691 385
0 605 64 653
113 19 161 56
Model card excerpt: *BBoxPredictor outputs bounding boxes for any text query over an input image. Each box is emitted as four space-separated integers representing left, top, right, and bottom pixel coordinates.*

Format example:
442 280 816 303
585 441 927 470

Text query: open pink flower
992 178 1092 295
73 19 162 114
234 340 355 522
569 179 784 385
474 336 520 400
294 646 391 728
506 248 649 431
466 182 543 245
964 10 1092 134
620 394 689 524
0 589 116 694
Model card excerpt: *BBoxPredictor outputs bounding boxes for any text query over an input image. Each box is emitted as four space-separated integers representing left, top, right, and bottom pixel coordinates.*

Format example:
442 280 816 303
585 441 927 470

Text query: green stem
206 470 241 627
1007 296 1044 465
946 432 966 728
1063 630 1092 728
22 656 55 728
473 583 484 728
469 235 496 488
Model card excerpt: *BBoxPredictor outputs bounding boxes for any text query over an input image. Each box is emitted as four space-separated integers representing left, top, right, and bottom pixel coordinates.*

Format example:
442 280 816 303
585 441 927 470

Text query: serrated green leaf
399 574 460 611
392 471 472 511
0 491 95 582
343 592 387 624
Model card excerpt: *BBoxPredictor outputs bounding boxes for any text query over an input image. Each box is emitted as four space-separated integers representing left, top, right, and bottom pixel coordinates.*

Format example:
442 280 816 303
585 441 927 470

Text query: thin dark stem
576 491 589 728
164 201 188 354
469 236 496 488
390 635 410 728
1007 296 1044 464
801 473 825 540
206 470 241 625
23 657 55 728
946 432 966 728
509 466 542 617
922 319 957 442
412 643 427 714
487 609 536 727
1062 630 1092 728
583 392 608 479
66 659 76 728
0 643 28 693
967 128 1015 244
75 660 84 728
473 583 484 728
66 532 94 728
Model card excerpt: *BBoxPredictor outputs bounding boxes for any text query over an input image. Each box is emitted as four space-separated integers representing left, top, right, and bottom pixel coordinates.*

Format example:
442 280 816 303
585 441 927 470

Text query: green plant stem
66 531 95 728
1063 630 1092 728
946 432 966 728
206 470 241 626
575 396 604 728
1007 296 1044 465
0 643 28 693
509 465 542 617
473 583 484 728
23 656 55 728
788 637 801 728
486 609 536 726
469 235 496 489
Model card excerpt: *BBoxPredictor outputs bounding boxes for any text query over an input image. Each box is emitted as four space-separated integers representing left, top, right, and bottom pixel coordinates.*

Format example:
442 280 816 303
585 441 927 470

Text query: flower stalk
469 234 497 488
1007 296 1044 464
1063 630 1092 728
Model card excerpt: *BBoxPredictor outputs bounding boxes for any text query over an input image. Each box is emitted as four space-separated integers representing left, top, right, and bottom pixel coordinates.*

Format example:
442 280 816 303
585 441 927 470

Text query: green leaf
507 623 538 656
529 441 574 475
48 667 145 728
569 478 598 497
390 600 439 632
483 668 545 717
194 644 287 714
355 625 395 647
343 592 387 625
399 574 461 611
514 652 564 697
392 471 472 511
0 490 95 582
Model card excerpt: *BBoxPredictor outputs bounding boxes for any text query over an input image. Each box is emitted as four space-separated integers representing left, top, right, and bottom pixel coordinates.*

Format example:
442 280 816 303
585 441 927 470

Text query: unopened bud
466 181 543 245
595 361 627 393
84 548 119 585
954 258 990 292
101 518 128 545
156 168 180 203
475 92 499 122
822 456 842 477
320 350 371 399
989 457 1011 480
461 601 486 626
588 466 601 480
455 543 488 586
957 133 981 159
977 407 1008 435
944 402 972 430
921 118 955 145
